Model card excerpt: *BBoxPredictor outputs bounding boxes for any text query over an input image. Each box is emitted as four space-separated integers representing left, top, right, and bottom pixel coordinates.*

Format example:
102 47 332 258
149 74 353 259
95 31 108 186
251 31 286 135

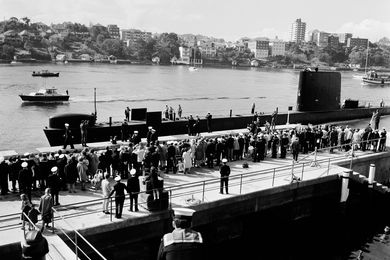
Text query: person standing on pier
47 167 61 206
130 130 141 145
63 123 74 149
251 103 255 114
291 137 300 162
219 158 230 194
127 169 140 212
19 162 32 202
177 105 182 119
109 176 127 218
157 208 203 260
206 112 212 133
101 173 112 214
125 107 130 121
38 188 53 233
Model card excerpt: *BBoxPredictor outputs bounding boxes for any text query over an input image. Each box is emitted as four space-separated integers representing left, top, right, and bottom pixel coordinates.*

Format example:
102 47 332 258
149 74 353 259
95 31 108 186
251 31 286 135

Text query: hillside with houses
0 17 389 69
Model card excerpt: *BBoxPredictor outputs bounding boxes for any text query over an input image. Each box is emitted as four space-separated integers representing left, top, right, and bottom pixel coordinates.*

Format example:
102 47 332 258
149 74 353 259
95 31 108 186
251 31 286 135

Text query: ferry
20 88 69 102
32 70 60 77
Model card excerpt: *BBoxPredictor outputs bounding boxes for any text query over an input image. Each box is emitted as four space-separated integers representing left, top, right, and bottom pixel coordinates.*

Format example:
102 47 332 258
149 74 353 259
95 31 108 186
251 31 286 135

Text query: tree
1 44 15 59
101 39 124 57
21 17 31 28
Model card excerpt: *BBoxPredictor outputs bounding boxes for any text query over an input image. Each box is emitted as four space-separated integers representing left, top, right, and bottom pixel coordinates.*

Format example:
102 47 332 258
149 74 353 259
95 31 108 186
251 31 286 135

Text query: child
177 159 184 173
20 194 32 230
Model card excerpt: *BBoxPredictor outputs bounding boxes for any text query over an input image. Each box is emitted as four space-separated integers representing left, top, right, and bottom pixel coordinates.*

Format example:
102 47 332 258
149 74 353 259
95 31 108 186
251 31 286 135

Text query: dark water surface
0 63 389 152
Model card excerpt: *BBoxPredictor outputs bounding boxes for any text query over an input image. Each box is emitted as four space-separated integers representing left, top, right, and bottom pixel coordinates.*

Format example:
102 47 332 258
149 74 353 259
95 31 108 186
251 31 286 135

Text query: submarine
43 71 390 147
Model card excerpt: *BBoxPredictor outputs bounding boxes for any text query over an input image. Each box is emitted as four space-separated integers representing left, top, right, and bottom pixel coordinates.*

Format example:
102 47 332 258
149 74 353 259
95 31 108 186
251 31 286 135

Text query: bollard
368 164 376 184
340 169 352 202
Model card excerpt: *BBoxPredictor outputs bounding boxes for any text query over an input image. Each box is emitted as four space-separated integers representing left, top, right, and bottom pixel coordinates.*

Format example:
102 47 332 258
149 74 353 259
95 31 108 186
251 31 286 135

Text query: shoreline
3 59 390 72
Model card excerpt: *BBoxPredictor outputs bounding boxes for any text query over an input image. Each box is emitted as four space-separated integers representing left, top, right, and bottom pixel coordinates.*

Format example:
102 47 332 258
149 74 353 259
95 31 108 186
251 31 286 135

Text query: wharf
0 143 389 250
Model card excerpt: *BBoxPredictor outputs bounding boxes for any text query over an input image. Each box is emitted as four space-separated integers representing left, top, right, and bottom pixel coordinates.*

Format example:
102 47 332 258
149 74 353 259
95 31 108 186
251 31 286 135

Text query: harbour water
0 63 389 152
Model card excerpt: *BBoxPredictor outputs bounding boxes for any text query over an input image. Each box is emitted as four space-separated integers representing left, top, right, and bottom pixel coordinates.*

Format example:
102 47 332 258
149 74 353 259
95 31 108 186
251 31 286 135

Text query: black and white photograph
0 0 390 259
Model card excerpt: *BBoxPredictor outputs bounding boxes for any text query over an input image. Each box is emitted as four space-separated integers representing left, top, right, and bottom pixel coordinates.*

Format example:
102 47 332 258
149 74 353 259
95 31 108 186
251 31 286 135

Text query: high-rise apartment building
290 18 306 43
107 24 120 39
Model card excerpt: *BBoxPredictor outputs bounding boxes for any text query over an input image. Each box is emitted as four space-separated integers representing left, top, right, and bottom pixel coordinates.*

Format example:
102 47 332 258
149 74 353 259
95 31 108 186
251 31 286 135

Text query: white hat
21 162 28 168
24 152 30 157
59 154 64 159
51 166 58 173
114 176 121 181
148 126 152 130
130 169 136 176
172 207 195 219
64 123 69 127
134 130 138 134
222 158 228 163
0 157 4 163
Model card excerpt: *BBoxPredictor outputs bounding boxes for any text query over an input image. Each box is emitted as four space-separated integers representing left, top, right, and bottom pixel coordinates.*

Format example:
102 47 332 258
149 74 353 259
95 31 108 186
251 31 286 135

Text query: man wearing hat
47 167 61 206
379 127 387 152
63 123 74 149
130 130 141 145
126 169 140 212
19 161 32 202
219 158 230 194
157 208 203 260
109 176 127 218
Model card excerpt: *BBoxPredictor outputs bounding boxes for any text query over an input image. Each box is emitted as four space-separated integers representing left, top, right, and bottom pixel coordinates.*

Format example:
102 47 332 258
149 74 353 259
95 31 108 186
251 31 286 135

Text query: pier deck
0 146 387 248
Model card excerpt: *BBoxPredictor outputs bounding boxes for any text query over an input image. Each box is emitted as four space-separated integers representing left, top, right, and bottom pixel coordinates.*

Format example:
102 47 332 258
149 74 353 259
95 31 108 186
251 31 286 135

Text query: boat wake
70 96 267 103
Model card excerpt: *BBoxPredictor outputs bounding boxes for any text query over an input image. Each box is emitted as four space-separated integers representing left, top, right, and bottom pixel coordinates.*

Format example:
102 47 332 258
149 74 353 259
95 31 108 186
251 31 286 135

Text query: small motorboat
188 66 198 71
362 70 390 85
19 88 69 102
32 70 60 77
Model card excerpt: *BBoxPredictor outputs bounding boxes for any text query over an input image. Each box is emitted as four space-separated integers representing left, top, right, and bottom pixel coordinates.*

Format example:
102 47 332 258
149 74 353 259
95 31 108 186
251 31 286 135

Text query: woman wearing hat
109 175 127 218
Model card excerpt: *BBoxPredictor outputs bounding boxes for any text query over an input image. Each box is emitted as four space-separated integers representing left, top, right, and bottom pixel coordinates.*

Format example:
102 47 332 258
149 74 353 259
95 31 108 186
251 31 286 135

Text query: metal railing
52 207 107 260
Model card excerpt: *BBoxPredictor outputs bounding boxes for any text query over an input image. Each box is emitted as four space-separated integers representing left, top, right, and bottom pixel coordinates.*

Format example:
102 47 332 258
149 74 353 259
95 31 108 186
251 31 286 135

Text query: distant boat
32 70 60 77
188 66 198 71
19 88 69 102
10 60 22 65
362 71 390 85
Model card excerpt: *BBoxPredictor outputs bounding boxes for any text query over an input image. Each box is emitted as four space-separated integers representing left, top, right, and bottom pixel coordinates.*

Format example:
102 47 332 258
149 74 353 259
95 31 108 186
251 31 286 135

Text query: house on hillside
80 54 92 61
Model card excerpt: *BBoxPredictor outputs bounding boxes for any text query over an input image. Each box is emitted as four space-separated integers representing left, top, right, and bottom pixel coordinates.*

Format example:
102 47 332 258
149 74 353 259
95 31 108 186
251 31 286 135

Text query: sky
1 0 390 42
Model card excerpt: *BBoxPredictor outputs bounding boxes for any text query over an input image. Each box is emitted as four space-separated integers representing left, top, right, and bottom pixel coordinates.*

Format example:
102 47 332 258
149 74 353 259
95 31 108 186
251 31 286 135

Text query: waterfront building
290 18 306 43
107 24 120 39
270 37 286 56
121 29 152 45
347 37 369 49
178 46 191 64
199 42 217 58
248 39 269 59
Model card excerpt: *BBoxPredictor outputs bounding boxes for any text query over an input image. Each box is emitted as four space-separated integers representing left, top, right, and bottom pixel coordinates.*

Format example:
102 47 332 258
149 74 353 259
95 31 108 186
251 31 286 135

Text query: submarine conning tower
296 71 341 112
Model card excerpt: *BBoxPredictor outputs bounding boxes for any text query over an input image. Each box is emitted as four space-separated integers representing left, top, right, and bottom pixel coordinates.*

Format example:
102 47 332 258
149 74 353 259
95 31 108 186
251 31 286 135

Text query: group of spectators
0 119 387 207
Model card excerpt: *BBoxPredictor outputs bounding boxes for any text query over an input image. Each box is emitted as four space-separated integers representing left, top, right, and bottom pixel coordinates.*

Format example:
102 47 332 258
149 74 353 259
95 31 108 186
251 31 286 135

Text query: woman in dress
20 194 32 230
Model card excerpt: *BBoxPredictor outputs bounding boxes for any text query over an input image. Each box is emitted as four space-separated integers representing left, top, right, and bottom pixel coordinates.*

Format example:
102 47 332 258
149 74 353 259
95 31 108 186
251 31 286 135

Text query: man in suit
126 169 140 212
